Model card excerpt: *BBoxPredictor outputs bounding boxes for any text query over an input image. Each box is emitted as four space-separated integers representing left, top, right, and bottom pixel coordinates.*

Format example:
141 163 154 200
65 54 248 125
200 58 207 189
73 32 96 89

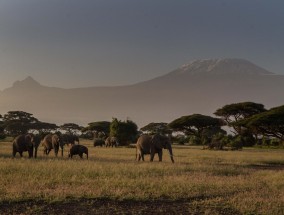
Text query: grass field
0 139 284 214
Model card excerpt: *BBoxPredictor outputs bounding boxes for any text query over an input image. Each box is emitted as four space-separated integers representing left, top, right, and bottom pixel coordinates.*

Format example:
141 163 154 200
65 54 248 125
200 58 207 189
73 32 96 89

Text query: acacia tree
214 102 266 135
236 105 284 142
168 114 225 141
60 123 82 135
83 121 110 138
0 114 5 139
214 102 267 146
140 122 172 135
32 122 58 134
3 111 39 136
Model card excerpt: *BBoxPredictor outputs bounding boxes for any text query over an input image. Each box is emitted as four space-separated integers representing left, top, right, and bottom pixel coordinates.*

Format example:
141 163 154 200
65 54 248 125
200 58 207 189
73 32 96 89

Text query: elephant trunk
168 145 174 163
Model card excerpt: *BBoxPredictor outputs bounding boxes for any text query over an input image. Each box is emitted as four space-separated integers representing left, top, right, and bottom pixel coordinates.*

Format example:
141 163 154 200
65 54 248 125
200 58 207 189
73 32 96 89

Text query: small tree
110 118 138 145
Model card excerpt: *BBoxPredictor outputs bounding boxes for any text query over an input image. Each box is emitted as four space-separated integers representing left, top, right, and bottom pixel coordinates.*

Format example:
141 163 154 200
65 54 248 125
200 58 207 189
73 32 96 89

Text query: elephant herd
12 133 88 159
93 136 119 147
12 133 174 163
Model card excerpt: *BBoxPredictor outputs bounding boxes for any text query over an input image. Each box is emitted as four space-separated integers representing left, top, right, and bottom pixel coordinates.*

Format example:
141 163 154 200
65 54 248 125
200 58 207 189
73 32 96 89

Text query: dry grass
0 139 284 214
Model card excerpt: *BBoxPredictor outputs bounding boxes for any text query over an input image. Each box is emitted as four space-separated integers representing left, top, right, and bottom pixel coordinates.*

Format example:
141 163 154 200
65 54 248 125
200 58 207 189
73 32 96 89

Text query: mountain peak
172 58 273 76
12 76 42 89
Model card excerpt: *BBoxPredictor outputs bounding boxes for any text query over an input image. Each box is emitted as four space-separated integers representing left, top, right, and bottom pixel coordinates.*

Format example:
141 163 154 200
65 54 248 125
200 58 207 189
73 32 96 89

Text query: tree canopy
140 122 172 135
83 121 110 135
110 118 138 145
168 114 224 139
236 105 284 141
60 123 82 135
3 111 39 136
214 102 266 134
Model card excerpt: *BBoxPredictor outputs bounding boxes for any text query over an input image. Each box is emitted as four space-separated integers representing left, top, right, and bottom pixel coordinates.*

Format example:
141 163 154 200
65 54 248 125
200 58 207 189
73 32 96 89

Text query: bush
0 133 6 140
173 135 189 145
270 138 280 146
228 136 243 150
188 136 202 145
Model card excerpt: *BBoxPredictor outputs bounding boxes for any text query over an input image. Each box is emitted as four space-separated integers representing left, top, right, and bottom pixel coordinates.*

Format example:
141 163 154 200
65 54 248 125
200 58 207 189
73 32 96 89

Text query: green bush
228 136 243 150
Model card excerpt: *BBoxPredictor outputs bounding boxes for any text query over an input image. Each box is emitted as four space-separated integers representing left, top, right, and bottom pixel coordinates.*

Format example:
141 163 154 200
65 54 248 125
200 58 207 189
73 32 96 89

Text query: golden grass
0 139 284 214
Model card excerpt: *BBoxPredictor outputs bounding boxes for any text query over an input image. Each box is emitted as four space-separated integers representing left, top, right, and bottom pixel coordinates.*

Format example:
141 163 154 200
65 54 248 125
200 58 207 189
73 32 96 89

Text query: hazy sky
0 0 283 90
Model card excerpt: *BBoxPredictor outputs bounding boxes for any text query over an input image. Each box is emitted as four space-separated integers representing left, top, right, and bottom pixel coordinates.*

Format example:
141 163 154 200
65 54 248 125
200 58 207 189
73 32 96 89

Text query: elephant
12 134 36 158
61 133 79 146
93 138 105 147
136 134 174 163
68 144 88 159
42 134 63 157
105 136 119 147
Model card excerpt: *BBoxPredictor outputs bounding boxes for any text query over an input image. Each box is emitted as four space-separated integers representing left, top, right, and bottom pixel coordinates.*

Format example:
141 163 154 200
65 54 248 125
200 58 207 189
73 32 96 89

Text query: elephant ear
25 134 33 147
151 134 163 149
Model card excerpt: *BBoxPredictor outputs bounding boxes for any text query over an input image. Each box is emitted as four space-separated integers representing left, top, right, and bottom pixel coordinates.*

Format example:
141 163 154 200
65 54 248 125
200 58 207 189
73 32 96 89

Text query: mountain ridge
0 58 283 126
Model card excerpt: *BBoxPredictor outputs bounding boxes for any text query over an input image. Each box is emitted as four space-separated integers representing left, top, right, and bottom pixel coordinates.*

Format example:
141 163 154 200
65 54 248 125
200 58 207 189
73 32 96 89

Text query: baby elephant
68 144 88 159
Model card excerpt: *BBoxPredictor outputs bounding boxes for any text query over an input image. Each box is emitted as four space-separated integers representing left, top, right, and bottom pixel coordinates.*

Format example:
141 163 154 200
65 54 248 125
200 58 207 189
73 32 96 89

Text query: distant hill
0 58 284 127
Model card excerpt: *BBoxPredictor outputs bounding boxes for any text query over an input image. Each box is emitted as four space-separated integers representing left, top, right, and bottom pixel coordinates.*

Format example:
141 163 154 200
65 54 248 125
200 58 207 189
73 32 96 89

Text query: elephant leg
79 153 83 158
34 148 38 158
12 148 16 157
141 152 145 161
137 150 142 161
19 152 23 157
158 150 163 162
150 151 155 162
54 149 58 157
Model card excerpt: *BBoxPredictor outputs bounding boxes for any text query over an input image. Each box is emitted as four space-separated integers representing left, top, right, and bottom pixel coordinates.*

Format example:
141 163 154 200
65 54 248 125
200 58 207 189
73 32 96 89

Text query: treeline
1 101 284 148
168 102 284 149
0 111 138 145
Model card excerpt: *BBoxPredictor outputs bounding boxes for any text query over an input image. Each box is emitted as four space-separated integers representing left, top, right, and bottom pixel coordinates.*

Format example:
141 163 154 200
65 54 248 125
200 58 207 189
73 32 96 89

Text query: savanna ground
0 139 284 214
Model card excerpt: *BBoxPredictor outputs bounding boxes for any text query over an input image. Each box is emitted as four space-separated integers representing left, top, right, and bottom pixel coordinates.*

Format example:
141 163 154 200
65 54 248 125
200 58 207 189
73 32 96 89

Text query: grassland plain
0 139 284 214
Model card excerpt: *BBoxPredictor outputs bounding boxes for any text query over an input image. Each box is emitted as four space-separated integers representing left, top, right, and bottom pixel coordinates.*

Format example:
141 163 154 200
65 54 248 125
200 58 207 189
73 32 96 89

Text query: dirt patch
247 164 284 171
0 198 242 215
